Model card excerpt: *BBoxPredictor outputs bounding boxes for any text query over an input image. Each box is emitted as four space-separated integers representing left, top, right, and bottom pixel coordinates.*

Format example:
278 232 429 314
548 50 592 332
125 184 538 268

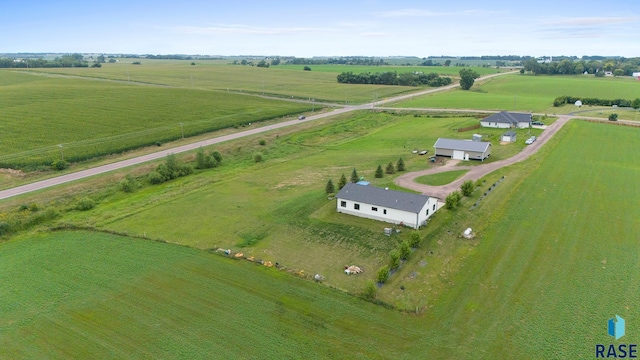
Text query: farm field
393 74 640 117
0 231 422 359
277 64 502 76
0 70 311 168
2 119 639 358
18 60 422 104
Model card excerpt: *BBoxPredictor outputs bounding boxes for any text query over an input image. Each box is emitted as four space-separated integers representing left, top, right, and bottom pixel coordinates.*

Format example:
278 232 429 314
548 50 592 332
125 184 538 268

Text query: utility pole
58 144 64 161
180 123 184 139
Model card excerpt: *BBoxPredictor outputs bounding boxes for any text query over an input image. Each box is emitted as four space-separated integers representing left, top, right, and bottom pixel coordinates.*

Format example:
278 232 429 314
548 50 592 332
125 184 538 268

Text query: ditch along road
0 70 606 202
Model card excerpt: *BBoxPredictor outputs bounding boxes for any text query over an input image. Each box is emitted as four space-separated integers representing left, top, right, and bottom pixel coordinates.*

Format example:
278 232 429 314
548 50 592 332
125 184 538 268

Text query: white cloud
374 8 443 18
170 24 326 36
544 16 638 26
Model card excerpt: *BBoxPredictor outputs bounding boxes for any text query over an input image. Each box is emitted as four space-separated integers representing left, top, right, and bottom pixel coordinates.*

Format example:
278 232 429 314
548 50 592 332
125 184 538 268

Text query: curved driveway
395 115 572 199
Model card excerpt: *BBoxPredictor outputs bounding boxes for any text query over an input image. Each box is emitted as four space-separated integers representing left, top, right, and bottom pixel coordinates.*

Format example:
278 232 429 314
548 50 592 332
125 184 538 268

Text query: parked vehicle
298 115 306 120
525 136 537 145
532 121 544 126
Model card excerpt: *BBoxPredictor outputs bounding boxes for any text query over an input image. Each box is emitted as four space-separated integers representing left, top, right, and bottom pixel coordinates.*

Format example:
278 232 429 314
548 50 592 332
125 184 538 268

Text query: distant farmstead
634 72 640 80
336 183 437 229
480 111 532 129
433 138 491 161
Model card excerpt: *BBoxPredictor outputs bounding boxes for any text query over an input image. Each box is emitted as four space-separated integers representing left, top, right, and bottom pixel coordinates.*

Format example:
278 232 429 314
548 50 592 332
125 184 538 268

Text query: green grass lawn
393 74 640 117
0 231 423 359
414 169 469 185
0 70 311 168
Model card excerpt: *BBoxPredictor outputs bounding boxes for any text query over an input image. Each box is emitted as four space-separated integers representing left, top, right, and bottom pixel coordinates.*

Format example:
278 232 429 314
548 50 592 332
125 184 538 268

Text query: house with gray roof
433 138 491 161
336 183 437 229
480 111 532 129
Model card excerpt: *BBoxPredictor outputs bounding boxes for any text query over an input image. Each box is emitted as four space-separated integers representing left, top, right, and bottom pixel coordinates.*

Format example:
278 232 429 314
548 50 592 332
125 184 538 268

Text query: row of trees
0 54 89 68
553 95 640 109
522 58 640 76
445 180 475 209
336 71 452 87
287 57 388 66
325 159 406 194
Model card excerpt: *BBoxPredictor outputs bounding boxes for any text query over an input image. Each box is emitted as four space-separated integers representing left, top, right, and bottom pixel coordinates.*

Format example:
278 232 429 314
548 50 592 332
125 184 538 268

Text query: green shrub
0 221 11 235
120 174 140 193
461 180 474 196
389 249 400 269
385 162 395 174
397 157 405 172
211 151 223 164
76 197 95 211
195 148 218 169
254 153 263 163
609 113 618 121
148 171 164 185
400 241 411 260
445 191 463 209
259 139 266 146
377 265 390 283
409 231 421 248
51 159 68 171
362 280 377 300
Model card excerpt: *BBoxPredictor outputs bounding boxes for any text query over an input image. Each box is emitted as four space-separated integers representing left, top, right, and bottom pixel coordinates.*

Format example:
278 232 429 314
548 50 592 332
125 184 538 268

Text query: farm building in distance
501 131 517 142
634 72 640 80
433 138 491 161
336 183 437 229
480 111 532 129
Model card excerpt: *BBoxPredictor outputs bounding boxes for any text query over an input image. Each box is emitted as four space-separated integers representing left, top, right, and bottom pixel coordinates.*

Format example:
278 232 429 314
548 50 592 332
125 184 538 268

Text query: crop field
19 60 422 104
0 231 423 359
0 70 311 168
3 119 638 358
393 74 640 117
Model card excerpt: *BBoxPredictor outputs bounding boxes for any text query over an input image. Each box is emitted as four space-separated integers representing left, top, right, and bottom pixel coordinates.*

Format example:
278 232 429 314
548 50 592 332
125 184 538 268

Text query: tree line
286 57 388 66
0 54 89 68
523 57 640 76
336 71 452 87
553 95 640 109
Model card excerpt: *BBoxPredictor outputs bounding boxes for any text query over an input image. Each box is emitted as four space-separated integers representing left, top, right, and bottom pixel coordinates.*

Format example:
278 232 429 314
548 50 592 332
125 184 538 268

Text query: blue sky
2 0 639 57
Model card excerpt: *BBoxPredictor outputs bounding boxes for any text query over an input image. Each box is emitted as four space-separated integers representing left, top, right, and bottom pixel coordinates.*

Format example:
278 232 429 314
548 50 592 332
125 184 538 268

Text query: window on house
433 204 436 211
340 201 346 208
354 203 360 210
383 209 387 214
426 209 429 216
372 207 378 212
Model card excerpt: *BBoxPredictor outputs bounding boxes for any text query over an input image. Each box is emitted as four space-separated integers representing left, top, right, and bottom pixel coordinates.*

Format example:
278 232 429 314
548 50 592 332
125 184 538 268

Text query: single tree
389 249 401 269
375 165 384 178
461 180 474 196
609 113 618 121
211 151 223 164
385 162 395 175
326 179 335 194
400 241 411 260
396 157 405 172
445 191 463 209
377 265 390 283
303 66 311 71
409 231 421 248
338 174 348 189
632 98 640 109
459 69 480 90
350 168 359 183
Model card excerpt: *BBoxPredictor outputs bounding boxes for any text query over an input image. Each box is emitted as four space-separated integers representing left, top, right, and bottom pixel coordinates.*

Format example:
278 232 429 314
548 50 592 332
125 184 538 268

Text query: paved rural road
394 115 572 199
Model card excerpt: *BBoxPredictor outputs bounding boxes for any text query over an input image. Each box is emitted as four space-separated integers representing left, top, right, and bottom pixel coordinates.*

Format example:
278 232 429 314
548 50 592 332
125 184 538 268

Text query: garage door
452 150 465 160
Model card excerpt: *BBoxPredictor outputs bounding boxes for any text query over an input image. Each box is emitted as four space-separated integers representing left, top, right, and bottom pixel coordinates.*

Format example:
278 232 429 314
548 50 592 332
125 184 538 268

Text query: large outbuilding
433 138 491 161
480 111 532 129
336 183 437 229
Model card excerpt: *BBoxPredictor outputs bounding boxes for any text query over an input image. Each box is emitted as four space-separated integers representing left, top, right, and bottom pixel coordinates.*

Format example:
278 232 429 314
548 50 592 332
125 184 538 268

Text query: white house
501 131 517 142
633 72 640 80
433 138 491 161
336 183 437 229
480 111 532 129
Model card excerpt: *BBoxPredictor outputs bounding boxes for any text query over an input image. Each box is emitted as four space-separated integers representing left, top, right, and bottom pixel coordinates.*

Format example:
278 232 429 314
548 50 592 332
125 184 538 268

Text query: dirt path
395 115 573 199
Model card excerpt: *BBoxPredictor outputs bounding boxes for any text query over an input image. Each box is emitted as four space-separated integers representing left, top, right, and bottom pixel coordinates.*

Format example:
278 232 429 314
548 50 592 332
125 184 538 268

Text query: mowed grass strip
414 169 469 185
0 70 310 167
393 74 640 115
0 231 422 359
